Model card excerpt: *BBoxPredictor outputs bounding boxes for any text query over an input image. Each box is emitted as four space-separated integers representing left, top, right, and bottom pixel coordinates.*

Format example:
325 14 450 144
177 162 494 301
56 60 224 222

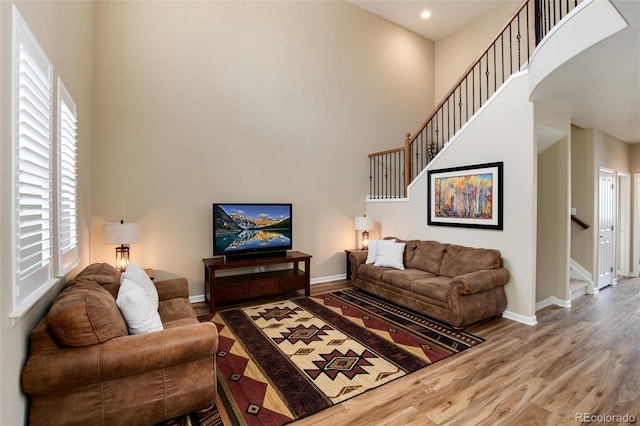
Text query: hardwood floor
197 278 640 425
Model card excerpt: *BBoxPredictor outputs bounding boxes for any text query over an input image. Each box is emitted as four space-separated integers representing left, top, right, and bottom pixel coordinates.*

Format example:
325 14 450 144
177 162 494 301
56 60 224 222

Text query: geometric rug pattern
194 289 484 426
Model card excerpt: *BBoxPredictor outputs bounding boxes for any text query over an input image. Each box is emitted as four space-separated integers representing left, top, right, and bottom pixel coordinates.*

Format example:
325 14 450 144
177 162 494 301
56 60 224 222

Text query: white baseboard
552 296 571 308
503 310 537 326
190 294 206 304
535 296 571 311
311 274 346 285
535 297 552 311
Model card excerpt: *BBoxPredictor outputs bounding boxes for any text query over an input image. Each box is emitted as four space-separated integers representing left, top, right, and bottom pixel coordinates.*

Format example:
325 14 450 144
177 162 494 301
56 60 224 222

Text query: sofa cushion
48 281 128 347
68 262 120 285
374 241 406 269
67 262 121 299
401 240 418 265
366 239 396 264
406 240 447 274
122 263 159 309
439 244 502 277
359 263 390 281
117 277 164 334
381 268 436 291
411 276 453 303
382 237 418 266
159 298 198 324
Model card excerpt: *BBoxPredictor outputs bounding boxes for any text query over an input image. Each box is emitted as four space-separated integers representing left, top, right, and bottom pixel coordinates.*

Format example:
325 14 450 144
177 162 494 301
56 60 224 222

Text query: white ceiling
530 0 640 144
350 0 640 144
348 0 518 41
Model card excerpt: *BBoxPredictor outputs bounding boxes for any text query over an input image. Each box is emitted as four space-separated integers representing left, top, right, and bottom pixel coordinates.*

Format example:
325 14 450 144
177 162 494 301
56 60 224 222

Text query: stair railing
368 0 581 199
571 215 591 229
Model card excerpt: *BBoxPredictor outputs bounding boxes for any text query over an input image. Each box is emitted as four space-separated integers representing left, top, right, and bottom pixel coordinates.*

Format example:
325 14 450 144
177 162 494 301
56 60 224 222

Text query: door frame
633 173 640 277
617 172 630 277
597 167 616 289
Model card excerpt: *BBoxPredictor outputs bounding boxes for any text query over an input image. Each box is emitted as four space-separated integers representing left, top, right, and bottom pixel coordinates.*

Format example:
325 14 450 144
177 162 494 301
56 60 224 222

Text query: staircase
367 0 582 199
570 258 592 300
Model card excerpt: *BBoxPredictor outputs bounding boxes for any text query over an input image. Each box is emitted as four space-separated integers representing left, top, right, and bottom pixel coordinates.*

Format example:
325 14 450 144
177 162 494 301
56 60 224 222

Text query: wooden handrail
571 215 590 229
368 146 405 158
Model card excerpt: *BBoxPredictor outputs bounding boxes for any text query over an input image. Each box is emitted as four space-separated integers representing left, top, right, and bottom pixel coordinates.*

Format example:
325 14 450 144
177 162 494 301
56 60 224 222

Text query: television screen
213 203 292 257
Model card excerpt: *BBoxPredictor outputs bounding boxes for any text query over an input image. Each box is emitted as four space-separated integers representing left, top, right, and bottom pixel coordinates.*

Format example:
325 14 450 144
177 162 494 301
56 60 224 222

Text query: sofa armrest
450 268 510 295
22 321 218 395
349 250 368 281
154 277 189 301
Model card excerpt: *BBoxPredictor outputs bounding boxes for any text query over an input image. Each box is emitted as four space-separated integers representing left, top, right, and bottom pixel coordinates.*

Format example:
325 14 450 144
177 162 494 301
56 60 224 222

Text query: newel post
404 132 412 197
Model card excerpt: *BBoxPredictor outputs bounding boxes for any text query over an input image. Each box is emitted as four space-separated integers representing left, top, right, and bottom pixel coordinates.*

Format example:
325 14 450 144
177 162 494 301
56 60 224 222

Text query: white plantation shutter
57 79 79 274
12 7 55 315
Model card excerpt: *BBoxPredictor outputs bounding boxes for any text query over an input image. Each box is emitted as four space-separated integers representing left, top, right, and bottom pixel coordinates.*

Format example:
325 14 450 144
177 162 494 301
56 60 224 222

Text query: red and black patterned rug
190 289 484 426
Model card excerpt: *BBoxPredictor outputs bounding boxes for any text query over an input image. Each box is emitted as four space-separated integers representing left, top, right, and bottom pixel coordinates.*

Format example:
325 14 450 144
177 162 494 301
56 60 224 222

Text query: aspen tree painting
427 162 503 230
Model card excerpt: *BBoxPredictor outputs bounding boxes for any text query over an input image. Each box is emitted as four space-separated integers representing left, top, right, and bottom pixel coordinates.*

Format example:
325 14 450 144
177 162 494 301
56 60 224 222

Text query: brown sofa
21 263 218 426
350 238 509 329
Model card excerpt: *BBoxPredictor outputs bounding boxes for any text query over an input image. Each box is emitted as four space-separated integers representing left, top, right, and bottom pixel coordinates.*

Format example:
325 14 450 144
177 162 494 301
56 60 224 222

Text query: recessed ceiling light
421 10 431 19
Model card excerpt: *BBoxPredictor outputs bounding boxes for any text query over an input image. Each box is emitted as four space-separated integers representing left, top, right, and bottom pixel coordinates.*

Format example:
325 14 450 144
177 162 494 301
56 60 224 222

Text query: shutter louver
58 80 79 274
12 7 54 314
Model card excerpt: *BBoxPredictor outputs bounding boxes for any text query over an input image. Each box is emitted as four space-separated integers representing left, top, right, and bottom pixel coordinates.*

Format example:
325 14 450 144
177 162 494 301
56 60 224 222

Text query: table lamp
354 215 374 250
103 220 139 272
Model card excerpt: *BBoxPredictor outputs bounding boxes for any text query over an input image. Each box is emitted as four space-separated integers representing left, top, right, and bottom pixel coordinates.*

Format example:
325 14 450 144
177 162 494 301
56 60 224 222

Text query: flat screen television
213 203 292 258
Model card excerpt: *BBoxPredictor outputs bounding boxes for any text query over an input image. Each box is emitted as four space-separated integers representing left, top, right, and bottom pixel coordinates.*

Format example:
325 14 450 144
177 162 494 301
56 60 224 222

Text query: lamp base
115 245 130 272
361 230 369 250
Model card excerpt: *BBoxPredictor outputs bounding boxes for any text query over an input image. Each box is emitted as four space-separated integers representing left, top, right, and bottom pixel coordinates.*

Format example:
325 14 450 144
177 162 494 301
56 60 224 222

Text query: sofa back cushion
47 281 127 347
405 240 447 274
439 244 502 277
384 237 418 266
67 262 121 298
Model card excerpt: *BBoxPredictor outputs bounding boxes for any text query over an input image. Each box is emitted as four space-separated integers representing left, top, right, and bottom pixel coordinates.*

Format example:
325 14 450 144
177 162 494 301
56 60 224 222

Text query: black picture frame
427 161 503 230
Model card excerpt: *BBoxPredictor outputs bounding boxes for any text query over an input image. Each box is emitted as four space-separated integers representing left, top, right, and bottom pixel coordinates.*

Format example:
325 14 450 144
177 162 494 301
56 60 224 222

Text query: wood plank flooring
196 278 640 425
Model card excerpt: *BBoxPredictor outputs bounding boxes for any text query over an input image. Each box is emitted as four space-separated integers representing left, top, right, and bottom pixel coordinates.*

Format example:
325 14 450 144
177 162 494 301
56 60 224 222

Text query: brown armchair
21 263 218 426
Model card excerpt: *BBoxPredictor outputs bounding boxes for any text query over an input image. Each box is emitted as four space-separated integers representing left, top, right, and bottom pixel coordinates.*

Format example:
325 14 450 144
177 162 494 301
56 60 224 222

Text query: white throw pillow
116 277 163 334
366 239 396 264
122 263 158 309
374 241 406 270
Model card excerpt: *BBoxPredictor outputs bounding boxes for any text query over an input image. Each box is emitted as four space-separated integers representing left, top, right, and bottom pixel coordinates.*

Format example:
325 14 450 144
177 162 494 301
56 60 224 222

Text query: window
10 6 79 317
57 79 79 275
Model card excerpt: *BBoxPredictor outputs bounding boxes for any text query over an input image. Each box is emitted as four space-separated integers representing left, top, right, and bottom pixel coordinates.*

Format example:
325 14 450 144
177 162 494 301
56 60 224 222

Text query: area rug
193 289 484 426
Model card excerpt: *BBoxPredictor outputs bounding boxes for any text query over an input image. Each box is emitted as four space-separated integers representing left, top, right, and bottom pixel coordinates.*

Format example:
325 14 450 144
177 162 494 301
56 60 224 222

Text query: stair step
570 279 589 301
570 279 588 291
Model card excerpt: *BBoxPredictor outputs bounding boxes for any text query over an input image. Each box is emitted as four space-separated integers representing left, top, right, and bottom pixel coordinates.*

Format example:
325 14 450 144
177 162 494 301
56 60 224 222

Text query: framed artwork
427 162 503 230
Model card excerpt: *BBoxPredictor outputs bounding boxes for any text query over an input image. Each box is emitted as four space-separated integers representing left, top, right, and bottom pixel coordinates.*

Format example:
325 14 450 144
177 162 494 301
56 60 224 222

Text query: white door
598 168 616 289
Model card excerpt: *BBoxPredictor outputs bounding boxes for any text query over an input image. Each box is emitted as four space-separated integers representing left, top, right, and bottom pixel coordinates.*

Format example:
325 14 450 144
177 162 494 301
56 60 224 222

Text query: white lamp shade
103 223 139 245
354 216 374 231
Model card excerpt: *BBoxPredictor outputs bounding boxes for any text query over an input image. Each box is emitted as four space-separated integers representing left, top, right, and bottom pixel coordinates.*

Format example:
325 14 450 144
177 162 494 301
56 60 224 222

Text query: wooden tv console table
202 251 312 313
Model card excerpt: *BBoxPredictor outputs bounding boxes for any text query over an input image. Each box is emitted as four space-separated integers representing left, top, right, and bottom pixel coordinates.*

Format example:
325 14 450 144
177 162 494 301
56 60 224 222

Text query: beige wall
535 102 571 304
571 126 631 282
537 138 570 302
434 1 520 100
0 2 94 424
367 73 538 323
570 126 596 275
630 144 640 172
91 1 435 297
594 128 630 173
